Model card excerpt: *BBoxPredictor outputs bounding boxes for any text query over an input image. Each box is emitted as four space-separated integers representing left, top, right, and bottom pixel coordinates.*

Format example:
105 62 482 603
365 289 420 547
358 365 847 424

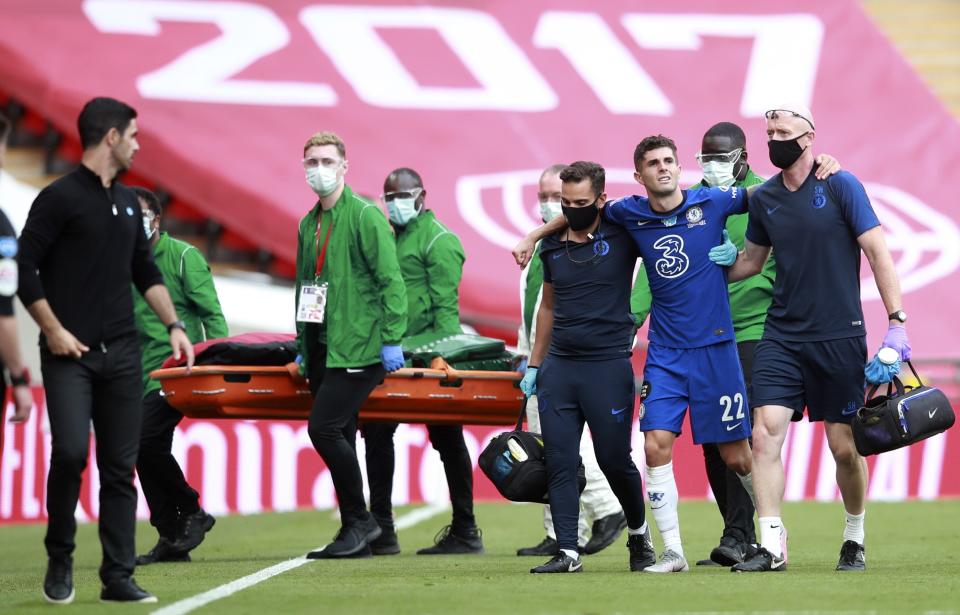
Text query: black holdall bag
479 398 586 504
852 361 955 457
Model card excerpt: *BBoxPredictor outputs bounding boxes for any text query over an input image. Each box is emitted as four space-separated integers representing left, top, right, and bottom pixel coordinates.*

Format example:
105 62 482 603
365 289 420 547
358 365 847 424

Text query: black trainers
627 527 656 571
100 578 157 603
136 537 191 566
517 536 558 557
307 516 382 559
370 525 401 556
710 535 748 566
731 547 786 572
170 509 216 554
417 525 484 555
836 540 866 571
530 552 583 573
583 511 627 555
43 558 74 605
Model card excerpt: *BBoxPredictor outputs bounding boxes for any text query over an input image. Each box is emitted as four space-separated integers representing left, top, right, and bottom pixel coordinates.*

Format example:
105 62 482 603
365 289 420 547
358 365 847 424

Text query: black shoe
136 537 191 566
307 516 382 559
43 559 75 605
696 558 721 566
100 578 157 603
370 525 401 556
627 526 656 571
517 536 558 557
170 509 216 553
530 552 583 573
417 525 484 555
836 540 866 571
710 535 748 566
731 547 786 573
583 511 627 555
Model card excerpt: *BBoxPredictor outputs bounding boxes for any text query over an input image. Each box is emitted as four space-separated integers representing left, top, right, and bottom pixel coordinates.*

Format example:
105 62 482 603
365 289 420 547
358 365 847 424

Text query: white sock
843 510 865 545
561 548 580 560
759 516 783 557
646 461 682 557
738 472 756 508
627 522 649 536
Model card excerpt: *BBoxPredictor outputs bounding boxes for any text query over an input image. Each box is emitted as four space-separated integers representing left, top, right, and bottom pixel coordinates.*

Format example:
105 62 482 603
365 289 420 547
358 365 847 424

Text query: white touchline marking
151 503 449 615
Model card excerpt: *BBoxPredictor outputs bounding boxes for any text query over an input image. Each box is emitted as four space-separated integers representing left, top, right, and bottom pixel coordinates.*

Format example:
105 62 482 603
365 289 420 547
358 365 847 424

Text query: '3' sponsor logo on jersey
652 234 689 279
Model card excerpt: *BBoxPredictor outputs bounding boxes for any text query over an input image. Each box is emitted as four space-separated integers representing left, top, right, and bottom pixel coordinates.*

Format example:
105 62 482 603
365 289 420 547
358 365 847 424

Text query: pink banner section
2 390 955 525
1 1 960 351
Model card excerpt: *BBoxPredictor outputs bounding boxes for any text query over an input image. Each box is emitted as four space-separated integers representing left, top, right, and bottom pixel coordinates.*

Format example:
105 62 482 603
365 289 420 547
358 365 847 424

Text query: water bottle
507 437 528 462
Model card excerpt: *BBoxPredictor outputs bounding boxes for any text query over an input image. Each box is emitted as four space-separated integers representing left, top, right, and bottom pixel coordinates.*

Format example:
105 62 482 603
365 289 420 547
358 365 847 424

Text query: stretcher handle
427 357 523 382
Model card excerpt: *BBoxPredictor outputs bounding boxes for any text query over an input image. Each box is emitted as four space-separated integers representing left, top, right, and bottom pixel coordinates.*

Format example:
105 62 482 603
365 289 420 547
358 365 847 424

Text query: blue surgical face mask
387 197 420 226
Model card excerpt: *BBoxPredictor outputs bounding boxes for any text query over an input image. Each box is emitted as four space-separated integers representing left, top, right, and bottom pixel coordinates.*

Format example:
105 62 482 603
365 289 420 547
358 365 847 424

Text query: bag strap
905 360 923 386
866 376 906 401
866 361 922 400
515 397 528 432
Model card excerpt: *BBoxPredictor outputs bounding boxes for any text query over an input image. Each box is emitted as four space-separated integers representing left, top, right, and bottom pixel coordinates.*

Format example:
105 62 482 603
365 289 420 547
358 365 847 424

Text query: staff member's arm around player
519 162 655 575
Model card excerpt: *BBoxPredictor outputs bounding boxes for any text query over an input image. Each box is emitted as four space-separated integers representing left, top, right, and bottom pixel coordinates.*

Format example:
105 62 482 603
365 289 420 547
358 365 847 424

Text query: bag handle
515 396 528 432
865 360 923 400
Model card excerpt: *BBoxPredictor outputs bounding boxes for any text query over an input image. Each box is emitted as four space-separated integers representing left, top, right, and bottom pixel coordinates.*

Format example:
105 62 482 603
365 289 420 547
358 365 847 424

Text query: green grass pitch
1 500 958 614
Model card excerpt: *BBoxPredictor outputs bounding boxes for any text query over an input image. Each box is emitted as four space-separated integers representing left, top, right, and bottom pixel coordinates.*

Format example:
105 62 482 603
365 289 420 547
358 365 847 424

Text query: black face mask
562 200 599 231
768 132 808 169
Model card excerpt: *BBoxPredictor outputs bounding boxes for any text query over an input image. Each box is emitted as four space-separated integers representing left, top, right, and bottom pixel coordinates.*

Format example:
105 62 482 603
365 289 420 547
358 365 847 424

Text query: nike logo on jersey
929 407 939 418
553 252 562 259
726 422 742 432
610 407 627 415
637 220 650 226
766 205 782 215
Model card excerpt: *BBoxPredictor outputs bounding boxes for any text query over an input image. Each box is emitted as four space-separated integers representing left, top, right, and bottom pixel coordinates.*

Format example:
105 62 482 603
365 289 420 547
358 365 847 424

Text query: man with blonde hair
295 131 408 559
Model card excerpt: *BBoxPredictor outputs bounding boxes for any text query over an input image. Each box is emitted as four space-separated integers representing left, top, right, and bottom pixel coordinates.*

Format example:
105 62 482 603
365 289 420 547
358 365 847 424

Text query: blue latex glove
864 355 901 385
881 325 912 361
517 357 529 373
708 230 737 266
519 366 538 396
380 345 405 372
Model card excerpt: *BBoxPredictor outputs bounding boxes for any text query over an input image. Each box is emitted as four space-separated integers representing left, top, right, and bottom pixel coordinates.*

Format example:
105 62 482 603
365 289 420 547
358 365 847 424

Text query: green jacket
295 185 407 370
395 210 465 337
133 232 228 395
632 169 775 342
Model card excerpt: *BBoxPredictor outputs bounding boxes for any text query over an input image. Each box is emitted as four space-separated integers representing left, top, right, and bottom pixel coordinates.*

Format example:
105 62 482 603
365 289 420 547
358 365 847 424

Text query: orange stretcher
151 358 524 426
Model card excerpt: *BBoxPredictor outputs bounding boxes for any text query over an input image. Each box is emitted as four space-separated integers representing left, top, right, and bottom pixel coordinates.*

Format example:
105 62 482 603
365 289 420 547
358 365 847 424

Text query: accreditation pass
297 282 328 323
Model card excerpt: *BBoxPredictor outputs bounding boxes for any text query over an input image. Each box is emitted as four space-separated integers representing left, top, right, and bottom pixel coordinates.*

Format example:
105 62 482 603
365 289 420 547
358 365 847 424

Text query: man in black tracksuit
18 97 194 605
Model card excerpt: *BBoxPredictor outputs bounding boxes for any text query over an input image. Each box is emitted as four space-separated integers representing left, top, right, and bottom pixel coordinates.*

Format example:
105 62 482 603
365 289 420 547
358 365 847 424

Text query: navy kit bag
852 361 955 457
479 398 586 503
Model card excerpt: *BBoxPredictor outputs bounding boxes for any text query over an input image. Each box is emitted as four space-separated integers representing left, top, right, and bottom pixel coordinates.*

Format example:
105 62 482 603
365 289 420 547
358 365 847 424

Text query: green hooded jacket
632 168 775 342
133 232 228 396
394 210 465 337
295 185 407 370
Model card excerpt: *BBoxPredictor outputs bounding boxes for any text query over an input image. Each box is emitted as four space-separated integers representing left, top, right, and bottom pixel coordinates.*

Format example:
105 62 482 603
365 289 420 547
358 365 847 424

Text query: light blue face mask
384 188 423 226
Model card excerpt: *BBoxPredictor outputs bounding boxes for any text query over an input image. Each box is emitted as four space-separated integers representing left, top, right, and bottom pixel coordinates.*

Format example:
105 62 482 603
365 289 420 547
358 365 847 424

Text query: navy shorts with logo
750 336 867 423
640 340 751 445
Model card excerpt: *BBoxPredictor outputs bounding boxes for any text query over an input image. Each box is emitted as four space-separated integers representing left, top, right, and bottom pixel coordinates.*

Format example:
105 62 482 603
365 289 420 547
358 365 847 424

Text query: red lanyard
315 213 334 277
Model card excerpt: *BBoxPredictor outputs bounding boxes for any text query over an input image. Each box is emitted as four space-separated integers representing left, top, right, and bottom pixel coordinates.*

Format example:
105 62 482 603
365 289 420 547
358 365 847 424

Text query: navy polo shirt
746 170 880 342
540 220 640 360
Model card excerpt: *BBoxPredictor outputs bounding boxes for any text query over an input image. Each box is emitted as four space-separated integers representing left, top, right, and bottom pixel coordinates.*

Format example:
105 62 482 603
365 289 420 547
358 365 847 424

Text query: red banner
1 1 959 350
2 390 957 525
